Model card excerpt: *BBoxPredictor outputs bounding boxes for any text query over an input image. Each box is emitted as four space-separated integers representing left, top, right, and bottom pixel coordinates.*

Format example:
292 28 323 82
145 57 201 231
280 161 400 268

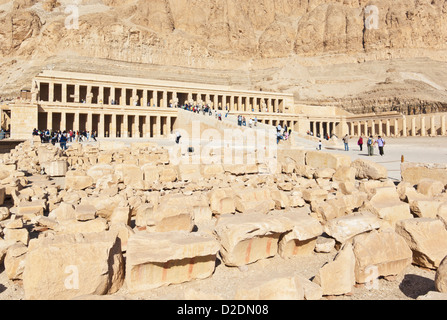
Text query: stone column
394 118 399 137
267 98 272 113
74 85 80 103
356 122 361 136
98 113 105 138
155 116 161 137
123 115 128 138
86 86 93 104
153 91 158 107
87 113 93 134
98 86 104 104
377 120 382 136
274 99 279 113
213 95 218 110
47 111 53 131
370 120 375 136
111 114 117 138
411 117 416 136
442 115 446 136
61 112 66 131
145 115 151 138
61 83 67 104
402 116 407 137
230 96 235 112
386 119 391 137
110 87 116 105
49 82 54 103
163 91 168 108
420 116 426 137
350 122 354 136
430 115 436 136
167 117 172 135
74 112 80 132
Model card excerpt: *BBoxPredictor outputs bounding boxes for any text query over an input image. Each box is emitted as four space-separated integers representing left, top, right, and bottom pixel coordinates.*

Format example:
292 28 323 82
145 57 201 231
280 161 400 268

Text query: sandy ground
0 135 444 301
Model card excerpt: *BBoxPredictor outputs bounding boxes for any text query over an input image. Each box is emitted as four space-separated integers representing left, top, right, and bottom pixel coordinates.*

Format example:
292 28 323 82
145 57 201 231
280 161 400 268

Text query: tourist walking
367 135 375 156
358 136 364 151
377 136 386 156
175 131 182 144
343 134 349 151
60 132 68 150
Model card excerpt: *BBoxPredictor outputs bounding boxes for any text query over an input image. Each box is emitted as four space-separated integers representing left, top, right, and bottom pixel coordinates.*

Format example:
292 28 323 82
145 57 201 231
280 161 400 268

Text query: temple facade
6 70 447 140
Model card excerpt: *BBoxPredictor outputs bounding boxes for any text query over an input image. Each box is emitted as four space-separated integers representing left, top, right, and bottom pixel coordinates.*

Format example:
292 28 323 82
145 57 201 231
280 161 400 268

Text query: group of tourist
276 124 292 144
237 115 258 128
32 129 97 150
342 134 386 156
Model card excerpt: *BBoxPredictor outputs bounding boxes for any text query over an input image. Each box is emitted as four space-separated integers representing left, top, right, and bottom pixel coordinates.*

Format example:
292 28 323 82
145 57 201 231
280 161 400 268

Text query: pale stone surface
417 291 447 300
313 243 356 296
401 163 447 186
435 256 447 293
55 218 109 235
75 205 97 221
4 243 27 281
234 273 304 300
417 179 445 198
324 212 381 244
125 231 220 292
43 160 68 177
208 188 236 215
396 218 447 269
315 236 335 253
65 170 94 190
23 232 124 300
306 151 351 170
363 186 412 227
351 159 388 180
352 229 412 284
332 166 356 183
274 209 323 258
234 188 275 214
214 213 291 267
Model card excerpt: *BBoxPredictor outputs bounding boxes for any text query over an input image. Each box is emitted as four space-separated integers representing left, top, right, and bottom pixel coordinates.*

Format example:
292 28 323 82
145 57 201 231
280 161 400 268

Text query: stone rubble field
0 137 446 300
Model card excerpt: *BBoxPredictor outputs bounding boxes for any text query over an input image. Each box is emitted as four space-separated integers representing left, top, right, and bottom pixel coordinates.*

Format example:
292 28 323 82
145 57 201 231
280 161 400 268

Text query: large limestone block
352 229 412 284
17 199 46 221
313 243 356 296
214 213 291 267
332 166 356 183
274 209 323 258
125 232 219 292
55 218 109 235
177 164 202 182
208 188 236 215
114 164 144 189
201 164 224 179
435 256 447 293
351 159 388 180
324 212 382 244
149 201 195 233
86 164 115 182
234 273 304 300
396 218 447 269
23 232 124 300
277 148 306 167
438 203 447 228
364 186 412 227
306 151 351 170
75 205 97 221
65 171 94 190
302 188 328 203
43 160 68 177
49 202 76 221
410 199 442 219
4 243 27 281
234 188 275 214
417 179 445 198
160 193 212 224
401 163 447 186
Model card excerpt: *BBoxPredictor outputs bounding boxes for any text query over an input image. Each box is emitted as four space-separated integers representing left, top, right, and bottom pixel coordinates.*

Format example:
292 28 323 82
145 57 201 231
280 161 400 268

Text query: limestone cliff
1 0 447 114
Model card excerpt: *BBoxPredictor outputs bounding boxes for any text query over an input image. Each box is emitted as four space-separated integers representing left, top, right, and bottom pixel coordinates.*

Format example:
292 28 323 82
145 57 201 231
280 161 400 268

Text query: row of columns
348 115 447 137
309 121 340 138
37 81 286 114
42 110 175 139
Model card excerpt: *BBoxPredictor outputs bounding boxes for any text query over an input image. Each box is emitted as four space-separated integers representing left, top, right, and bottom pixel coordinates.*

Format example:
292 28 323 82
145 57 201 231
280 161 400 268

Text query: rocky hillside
1 0 447 114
